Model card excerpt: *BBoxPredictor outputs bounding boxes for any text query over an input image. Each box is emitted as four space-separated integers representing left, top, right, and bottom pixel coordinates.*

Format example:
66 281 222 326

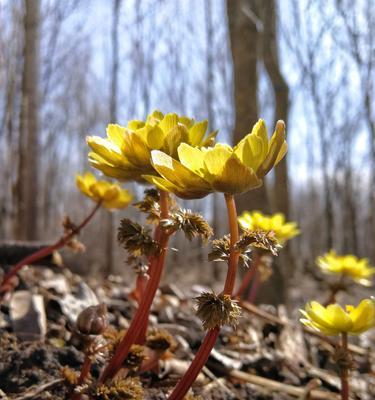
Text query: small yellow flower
76 172 132 209
300 299 375 336
87 110 217 182
143 119 287 199
238 211 299 245
317 250 375 286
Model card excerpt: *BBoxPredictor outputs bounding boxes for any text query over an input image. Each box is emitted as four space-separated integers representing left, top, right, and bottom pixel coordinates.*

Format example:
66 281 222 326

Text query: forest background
0 0 374 306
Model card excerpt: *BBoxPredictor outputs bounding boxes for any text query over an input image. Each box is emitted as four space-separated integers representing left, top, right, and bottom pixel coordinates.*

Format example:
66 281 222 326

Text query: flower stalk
99 191 170 383
235 252 260 298
248 270 260 303
0 201 102 297
168 194 239 400
340 332 349 400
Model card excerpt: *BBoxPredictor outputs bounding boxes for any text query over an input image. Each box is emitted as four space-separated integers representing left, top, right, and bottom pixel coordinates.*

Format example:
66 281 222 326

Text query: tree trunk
256 0 291 306
15 0 40 240
260 0 289 217
227 0 270 215
104 0 121 277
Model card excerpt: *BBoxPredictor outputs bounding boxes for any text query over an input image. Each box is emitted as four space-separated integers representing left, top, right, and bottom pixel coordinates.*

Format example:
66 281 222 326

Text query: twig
13 378 64 400
298 378 322 399
229 370 340 399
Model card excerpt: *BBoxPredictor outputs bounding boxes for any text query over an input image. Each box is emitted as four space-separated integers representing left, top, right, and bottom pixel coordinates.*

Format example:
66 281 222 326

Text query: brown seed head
77 303 108 336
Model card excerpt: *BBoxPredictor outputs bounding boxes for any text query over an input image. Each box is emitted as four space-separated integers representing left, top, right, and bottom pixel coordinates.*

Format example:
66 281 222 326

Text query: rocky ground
0 264 374 399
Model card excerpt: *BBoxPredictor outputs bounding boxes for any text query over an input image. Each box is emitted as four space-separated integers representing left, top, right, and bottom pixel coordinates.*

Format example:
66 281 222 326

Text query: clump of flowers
235 211 297 300
300 299 375 400
0 172 131 299
300 299 375 336
317 250 375 287
144 119 286 199
238 210 299 245
87 110 217 181
76 172 132 209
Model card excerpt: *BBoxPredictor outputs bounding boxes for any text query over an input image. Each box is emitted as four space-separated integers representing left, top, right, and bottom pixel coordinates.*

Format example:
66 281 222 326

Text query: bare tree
260 0 289 217
103 0 122 277
15 0 40 240
227 0 270 214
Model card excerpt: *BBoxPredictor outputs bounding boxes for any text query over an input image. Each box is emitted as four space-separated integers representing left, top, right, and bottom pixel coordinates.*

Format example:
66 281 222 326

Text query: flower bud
76 303 108 335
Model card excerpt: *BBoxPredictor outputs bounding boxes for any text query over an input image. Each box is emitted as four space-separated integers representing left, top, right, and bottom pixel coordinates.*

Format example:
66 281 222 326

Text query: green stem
0 201 101 296
168 194 239 400
340 332 349 400
99 191 170 383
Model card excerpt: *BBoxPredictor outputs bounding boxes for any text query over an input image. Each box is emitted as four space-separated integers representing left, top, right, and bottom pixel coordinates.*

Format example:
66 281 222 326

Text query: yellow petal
86 136 124 165
145 125 165 149
142 174 209 199
106 124 126 149
326 304 353 332
349 299 375 334
177 143 205 176
275 142 288 165
208 154 262 194
203 144 233 176
234 120 268 171
76 174 92 197
122 132 152 168
146 110 164 125
103 189 132 209
159 113 179 134
127 120 145 130
188 120 208 146
162 124 189 158
256 120 286 178
90 182 118 200
151 150 211 191
89 153 141 181
178 116 194 128
306 302 336 330
82 172 96 186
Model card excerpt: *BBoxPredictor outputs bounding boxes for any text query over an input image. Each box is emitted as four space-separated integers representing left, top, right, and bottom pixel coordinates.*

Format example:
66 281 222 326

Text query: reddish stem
340 332 349 400
99 191 170 383
168 194 239 400
248 270 260 303
78 355 92 385
0 202 101 295
130 273 150 304
168 328 219 400
235 252 260 298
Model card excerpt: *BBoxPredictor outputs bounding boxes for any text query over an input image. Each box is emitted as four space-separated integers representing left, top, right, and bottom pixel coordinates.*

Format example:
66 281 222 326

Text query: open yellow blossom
87 110 217 182
76 172 132 209
317 250 375 286
300 299 375 336
238 211 299 245
143 119 287 199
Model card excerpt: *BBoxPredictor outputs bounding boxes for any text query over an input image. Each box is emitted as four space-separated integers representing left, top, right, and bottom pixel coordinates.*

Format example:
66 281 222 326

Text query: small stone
10 291 47 341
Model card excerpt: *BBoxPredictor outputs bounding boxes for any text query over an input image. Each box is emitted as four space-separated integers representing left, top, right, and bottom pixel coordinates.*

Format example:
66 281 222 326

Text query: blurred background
0 0 374 305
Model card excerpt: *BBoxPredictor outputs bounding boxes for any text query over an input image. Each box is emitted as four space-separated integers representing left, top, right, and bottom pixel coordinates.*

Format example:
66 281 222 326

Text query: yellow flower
87 110 217 182
76 172 132 209
143 119 287 199
238 211 299 245
300 299 375 336
317 250 375 286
